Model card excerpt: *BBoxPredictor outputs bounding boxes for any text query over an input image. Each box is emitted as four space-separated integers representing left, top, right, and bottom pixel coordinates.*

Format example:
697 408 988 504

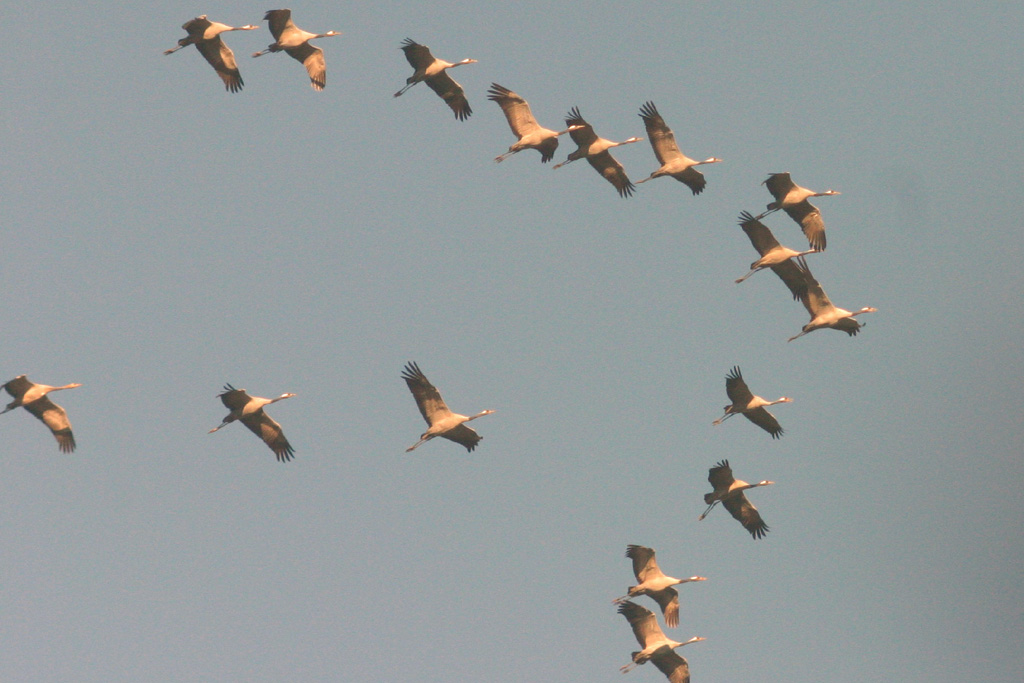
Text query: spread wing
652 650 691 683
785 201 826 251
771 258 809 301
794 256 835 318
3 375 33 400
240 411 294 462
763 172 795 202
674 167 707 195
638 101 682 166
488 83 541 137
181 16 212 39
743 407 784 439
564 107 596 147
587 151 635 197
833 316 865 336
23 397 75 453
426 71 471 120
286 42 326 90
617 601 664 649
399 38 435 70
625 544 663 583
650 588 680 628
707 460 735 490
195 36 244 92
738 211 782 255
440 422 483 452
722 493 769 539
263 9 294 39
218 384 251 411
402 362 452 426
724 367 754 405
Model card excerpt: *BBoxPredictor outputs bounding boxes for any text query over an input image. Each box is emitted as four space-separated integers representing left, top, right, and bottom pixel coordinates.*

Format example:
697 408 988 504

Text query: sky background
1 1 1022 681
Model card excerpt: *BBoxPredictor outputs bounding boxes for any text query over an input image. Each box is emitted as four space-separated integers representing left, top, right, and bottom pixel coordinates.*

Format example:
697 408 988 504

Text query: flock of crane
1 10 882 682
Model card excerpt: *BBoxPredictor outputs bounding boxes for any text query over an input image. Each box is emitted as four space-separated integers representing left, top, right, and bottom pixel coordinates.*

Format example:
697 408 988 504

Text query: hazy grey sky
2 2 1021 681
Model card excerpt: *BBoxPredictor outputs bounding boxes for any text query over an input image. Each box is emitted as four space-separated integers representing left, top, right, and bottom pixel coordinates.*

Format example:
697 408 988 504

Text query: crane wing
399 38 435 70
638 101 682 166
3 375 33 400
426 71 471 120
241 411 295 462
182 16 212 38
22 397 75 453
535 137 560 164
724 366 754 405
743 407 784 439
738 211 782 255
195 36 244 92
440 422 483 452
707 460 735 490
487 83 541 137
763 172 795 201
722 493 769 539
794 256 835 317
402 362 452 426
770 258 809 301
651 649 691 683
286 43 326 90
832 316 865 336
587 151 635 197
785 201 826 251
218 384 252 411
263 9 294 39
564 107 596 147
626 544 663 582
617 601 664 649
674 167 707 195
650 588 680 629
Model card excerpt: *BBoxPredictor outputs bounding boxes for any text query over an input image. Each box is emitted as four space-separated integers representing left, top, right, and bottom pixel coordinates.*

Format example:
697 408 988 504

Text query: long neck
672 636 703 650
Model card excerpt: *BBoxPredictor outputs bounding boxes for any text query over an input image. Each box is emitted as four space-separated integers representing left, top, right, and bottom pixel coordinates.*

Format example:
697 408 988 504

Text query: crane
734 210 818 285
635 102 721 194
785 256 877 341
402 362 494 452
394 39 477 121
164 16 258 92
618 601 705 682
613 545 706 628
2 375 81 453
713 366 791 439
252 9 340 91
699 460 772 540
487 83 582 163
553 107 641 197
760 172 839 251
209 383 296 462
